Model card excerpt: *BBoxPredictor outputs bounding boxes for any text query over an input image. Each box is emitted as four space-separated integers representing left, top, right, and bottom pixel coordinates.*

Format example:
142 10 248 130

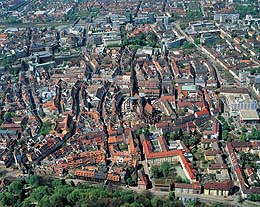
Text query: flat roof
182 85 197 91
239 110 260 120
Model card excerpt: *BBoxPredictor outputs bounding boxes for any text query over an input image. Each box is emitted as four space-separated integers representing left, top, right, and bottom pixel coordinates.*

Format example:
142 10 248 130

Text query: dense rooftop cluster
0 0 260 206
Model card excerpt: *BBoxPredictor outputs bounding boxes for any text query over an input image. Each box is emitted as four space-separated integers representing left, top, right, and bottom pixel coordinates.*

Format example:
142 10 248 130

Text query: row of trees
219 116 232 141
0 175 183 207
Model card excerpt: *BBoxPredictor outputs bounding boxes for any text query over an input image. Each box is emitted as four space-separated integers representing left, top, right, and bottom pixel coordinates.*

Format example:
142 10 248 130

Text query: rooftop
239 109 260 121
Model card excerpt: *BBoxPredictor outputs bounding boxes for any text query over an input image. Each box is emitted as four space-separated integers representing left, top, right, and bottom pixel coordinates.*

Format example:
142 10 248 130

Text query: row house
174 183 201 194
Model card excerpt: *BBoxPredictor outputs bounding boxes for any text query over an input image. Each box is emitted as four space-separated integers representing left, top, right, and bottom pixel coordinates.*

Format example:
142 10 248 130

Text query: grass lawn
174 164 187 180
151 140 159 146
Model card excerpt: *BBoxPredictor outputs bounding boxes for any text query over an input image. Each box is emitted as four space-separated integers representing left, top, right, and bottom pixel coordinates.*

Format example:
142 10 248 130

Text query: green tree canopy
8 180 24 196
28 175 41 187
31 186 50 202
161 161 171 178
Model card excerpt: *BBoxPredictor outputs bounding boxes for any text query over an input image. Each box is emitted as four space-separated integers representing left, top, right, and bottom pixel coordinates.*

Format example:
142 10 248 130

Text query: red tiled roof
158 137 168 152
160 95 175 102
208 163 227 170
174 182 201 190
246 167 254 176
195 108 209 117
143 139 196 180
144 103 153 114
204 180 234 191
205 149 221 156
234 37 241 44
108 135 124 144
200 138 218 144
155 122 172 129
74 170 94 178
107 173 120 182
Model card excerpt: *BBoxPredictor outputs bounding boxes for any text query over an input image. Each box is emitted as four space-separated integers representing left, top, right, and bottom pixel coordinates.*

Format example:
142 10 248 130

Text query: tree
136 128 149 136
130 202 142 207
18 139 25 146
39 111 46 118
240 133 247 141
22 199 31 207
2 176 182 207
40 122 52 136
248 128 260 140
31 186 49 202
52 179 65 188
0 192 15 206
151 166 160 178
194 38 200 45
169 191 175 201
38 195 51 207
28 175 41 187
238 195 244 204
241 126 247 133
121 204 131 207
169 132 178 140
222 130 229 141
249 194 260 202
127 178 136 186
222 122 230 131
8 180 24 196
188 200 201 207
161 162 171 178
182 41 195 49
151 196 163 207
135 194 151 207
218 116 225 123
178 129 183 138
176 176 190 184
48 192 64 207
4 112 12 120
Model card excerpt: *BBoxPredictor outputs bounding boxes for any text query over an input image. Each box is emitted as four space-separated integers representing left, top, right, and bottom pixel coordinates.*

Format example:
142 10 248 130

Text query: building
225 93 257 116
143 138 197 182
153 179 173 192
245 15 260 26
204 181 234 196
103 34 122 46
214 14 239 23
239 71 249 83
162 37 185 49
125 10 133 23
226 142 260 198
239 109 260 124
174 183 201 194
